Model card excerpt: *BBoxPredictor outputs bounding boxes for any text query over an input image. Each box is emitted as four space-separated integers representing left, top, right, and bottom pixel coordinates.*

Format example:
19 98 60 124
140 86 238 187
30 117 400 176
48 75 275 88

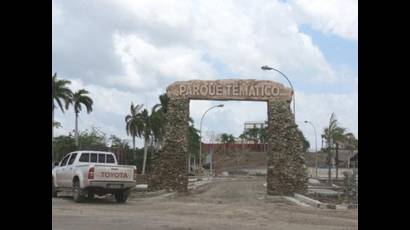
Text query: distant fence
201 143 268 153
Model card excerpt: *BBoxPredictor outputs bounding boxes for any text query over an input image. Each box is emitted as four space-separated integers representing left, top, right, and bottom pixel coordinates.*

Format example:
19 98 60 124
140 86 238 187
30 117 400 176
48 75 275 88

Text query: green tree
109 134 123 147
151 94 169 148
53 121 62 128
243 128 259 144
152 93 169 114
343 133 358 168
295 128 310 152
187 117 200 173
126 97 168 174
52 73 73 160
53 128 108 161
53 133 76 161
227 134 235 143
323 113 347 183
125 103 144 161
219 133 230 144
71 89 93 148
78 127 107 151
219 133 235 155
135 108 152 175
109 135 132 165
257 127 268 144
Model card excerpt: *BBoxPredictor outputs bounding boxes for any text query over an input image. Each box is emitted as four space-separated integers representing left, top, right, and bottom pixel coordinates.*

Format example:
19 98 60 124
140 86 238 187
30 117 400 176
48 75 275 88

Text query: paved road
53 176 357 230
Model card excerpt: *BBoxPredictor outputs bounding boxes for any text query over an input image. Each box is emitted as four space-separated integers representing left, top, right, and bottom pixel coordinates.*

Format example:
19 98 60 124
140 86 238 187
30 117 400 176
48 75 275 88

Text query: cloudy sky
52 0 358 150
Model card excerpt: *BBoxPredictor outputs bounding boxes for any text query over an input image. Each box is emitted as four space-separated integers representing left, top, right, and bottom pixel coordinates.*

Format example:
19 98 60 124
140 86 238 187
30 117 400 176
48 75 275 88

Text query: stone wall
149 80 307 195
148 97 189 192
266 100 308 195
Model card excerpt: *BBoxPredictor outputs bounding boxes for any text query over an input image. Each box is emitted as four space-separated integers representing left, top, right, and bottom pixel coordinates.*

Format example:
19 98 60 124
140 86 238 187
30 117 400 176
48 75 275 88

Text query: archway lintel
166 79 292 102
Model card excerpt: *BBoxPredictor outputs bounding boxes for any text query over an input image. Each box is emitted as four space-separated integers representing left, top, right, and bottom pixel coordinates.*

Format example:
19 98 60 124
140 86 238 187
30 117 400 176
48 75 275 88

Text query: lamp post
304 120 318 177
199 104 224 168
261 65 295 120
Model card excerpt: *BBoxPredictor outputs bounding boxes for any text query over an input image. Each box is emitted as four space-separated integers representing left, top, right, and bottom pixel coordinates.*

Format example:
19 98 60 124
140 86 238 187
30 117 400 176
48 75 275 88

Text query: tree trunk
321 138 324 151
335 143 339 180
142 138 148 175
75 112 79 149
193 155 196 172
188 153 191 174
132 136 136 161
327 148 332 185
52 103 54 161
149 138 154 173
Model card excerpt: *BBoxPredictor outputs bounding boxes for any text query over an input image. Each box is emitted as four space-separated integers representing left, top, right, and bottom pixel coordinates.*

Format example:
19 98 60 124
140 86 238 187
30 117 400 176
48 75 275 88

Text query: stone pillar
266 100 308 195
148 97 189 192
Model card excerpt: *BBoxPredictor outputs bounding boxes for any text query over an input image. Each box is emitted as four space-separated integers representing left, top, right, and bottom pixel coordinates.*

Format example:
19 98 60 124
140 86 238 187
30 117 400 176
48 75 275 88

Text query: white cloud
296 91 358 150
52 0 357 148
290 0 358 41
110 32 216 91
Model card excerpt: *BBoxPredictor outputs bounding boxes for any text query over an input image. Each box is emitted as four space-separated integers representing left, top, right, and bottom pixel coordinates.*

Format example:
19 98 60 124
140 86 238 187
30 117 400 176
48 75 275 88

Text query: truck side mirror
54 161 60 166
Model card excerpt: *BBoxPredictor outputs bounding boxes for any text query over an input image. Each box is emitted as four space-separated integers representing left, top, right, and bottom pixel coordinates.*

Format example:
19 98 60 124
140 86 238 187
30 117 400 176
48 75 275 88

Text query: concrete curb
130 189 168 198
294 193 324 208
294 193 357 209
283 196 311 207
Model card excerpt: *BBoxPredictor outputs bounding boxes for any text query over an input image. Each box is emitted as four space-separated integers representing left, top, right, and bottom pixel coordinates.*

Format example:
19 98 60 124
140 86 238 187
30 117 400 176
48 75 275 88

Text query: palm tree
109 135 130 164
323 113 346 183
343 133 358 168
239 133 246 152
136 109 151 175
227 134 235 143
295 128 310 152
219 133 235 155
53 121 62 128
219 133 230 143
151 94 169 148
52 73 73 159
152 93 169 114
125 103 144 161
245 128 259 144
72 89 93 148
333 128 347 180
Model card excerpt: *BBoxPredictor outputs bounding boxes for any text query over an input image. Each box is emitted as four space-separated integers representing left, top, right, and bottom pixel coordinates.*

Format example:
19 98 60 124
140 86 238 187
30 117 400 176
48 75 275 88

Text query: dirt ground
52 176 358 230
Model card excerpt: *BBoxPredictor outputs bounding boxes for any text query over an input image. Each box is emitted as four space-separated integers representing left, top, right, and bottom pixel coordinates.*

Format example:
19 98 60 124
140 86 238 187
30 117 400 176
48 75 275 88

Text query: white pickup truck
52 151 137 203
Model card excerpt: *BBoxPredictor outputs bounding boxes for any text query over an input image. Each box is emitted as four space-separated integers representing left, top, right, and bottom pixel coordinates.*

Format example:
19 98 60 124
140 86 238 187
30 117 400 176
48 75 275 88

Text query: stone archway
148 79 307 195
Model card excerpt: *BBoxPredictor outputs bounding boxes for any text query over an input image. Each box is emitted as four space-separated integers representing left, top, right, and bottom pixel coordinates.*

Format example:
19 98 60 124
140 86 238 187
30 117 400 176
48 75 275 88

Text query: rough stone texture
148 97 189 192
167 79 292 102
266 100 308 195
149 79 307 194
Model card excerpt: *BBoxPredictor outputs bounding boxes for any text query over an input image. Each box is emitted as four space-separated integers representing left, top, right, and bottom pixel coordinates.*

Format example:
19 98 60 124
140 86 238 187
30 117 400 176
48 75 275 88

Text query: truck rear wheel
114 190 130 203
73 180 84 203
52 179 57 198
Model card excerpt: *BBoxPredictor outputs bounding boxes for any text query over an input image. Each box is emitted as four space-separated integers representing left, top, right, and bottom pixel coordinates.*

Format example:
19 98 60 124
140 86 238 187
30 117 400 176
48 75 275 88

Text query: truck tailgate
93 165 135 182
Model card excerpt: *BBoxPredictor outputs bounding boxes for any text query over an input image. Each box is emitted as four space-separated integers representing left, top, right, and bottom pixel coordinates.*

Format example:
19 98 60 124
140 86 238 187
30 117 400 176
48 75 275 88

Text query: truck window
90 153 97 163
98 154 106 163
68 153 78 165
60 154 71 166
79 153 90 162
106 154 115 163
